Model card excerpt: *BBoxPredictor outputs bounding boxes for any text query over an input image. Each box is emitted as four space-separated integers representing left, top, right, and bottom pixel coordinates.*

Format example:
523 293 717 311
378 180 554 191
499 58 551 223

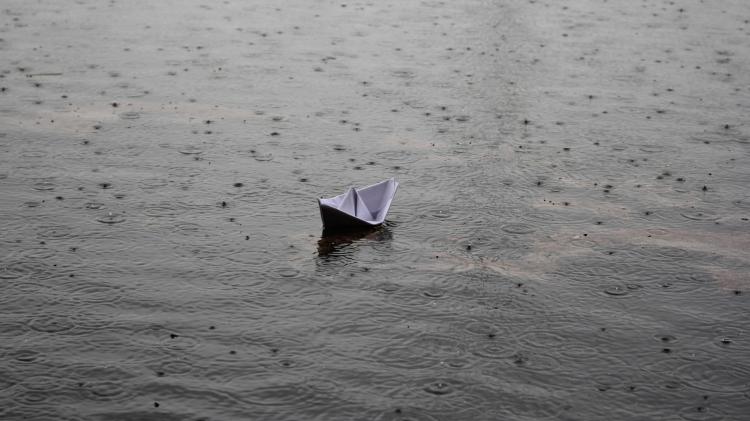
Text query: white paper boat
318 178 399 231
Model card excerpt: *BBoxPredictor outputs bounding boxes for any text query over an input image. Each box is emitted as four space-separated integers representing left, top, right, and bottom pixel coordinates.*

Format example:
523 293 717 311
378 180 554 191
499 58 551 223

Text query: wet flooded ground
1 0 750 419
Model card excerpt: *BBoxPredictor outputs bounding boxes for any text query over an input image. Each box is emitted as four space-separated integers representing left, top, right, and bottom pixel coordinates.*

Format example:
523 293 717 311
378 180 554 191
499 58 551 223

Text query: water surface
1 0 749 419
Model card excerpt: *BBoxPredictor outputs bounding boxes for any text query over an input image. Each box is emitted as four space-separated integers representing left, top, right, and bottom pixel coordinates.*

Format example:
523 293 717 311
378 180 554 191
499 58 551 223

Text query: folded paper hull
318 178 398 232
318 204 380 231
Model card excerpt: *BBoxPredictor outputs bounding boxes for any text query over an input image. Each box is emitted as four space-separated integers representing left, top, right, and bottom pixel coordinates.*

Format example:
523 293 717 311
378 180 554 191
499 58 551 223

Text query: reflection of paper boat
318 178 398 231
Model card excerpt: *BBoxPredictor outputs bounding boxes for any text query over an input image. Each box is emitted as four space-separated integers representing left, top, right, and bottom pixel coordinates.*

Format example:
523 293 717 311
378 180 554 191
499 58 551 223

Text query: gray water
1 0 749 419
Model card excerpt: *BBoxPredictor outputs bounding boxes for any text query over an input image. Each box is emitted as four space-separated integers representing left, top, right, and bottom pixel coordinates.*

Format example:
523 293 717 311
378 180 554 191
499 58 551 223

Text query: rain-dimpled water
1 0 749 420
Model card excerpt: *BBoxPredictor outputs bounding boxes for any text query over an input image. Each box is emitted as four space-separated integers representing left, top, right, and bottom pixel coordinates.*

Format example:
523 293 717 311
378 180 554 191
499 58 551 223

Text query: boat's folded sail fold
318 178 398 231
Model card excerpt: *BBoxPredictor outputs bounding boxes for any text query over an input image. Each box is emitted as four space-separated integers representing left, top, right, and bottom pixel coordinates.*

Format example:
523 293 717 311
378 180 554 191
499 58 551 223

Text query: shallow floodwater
1 0 750 419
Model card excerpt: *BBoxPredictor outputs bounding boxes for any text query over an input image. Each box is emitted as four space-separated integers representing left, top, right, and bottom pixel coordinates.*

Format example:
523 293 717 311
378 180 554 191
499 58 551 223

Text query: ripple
14 390 53 405
69 282 122 304
168 166 202 178
593 372 631 392
371 125 394 133
373 407 439 421
130 325 200 351
138 178 169 189
679 405 725 421
655 334 679 344
0 375 14 391
295 291 333 309
171 221 202 232
36 224 75 239
712 329 743 348
370 343 439 369
518 330 567 348
119 111 141 120
223 248 273 267
96 212 126 224
377 282 402 293
69 311 117 333
85 202 105 210
638 144 668 153
2 282 58 311
156 359 195 375
32 181 56 191
471 341 516 360
655 274 709 294
3 260 55 283
143 203 185 218
238 382 315 406
500 223 536 234
520 208 593 226
558 343 600 360
8 349 44 363
178 145 203 155
27 314 75 333
21 375 64 392
20 150 48 159
374 150 422 164
680 209 720 221
570 236 598 248
385 377 487 414
272 267 300 278
510 351 562 372
240 332 307 354
441 357 473 369
423 380 455 395
421 287 447 299
675 362 750 393
20 247 56 259
2 408 84 421
251 152 273 162
463 320 503 336
636 245 691 261
603 284 631 297
679 348 714 362
0 264 27 280
420 206 459 221
82 381 128 401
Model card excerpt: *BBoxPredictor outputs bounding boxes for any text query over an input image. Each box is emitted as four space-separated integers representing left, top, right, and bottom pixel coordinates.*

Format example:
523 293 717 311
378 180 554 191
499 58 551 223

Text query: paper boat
318 178 398 231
